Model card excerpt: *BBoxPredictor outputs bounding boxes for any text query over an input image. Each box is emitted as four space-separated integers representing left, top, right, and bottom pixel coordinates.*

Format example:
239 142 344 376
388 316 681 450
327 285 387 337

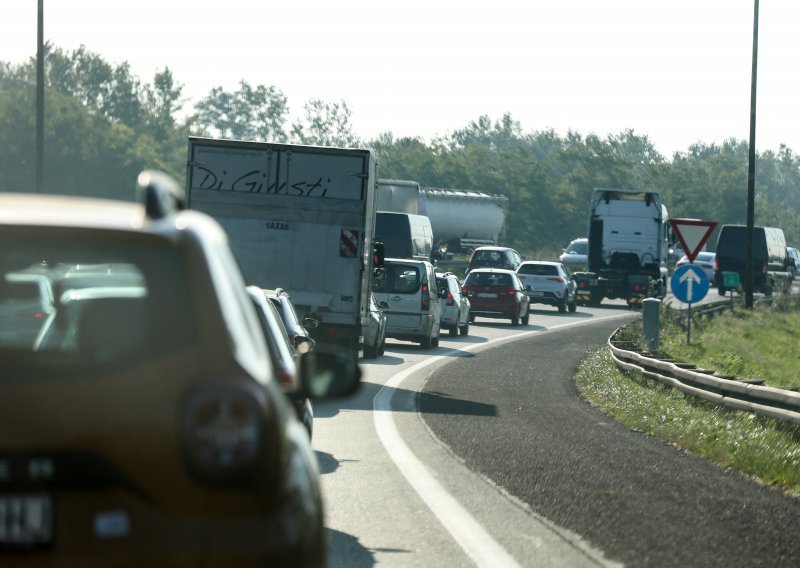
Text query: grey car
436 272 470 336
558 238 588 272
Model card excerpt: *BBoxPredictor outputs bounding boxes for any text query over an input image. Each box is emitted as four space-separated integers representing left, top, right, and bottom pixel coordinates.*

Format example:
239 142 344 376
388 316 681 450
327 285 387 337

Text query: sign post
671 265 710 344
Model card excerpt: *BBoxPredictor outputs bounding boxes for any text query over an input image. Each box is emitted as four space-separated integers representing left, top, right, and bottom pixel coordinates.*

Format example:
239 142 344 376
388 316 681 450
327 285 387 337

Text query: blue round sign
671 265 709 303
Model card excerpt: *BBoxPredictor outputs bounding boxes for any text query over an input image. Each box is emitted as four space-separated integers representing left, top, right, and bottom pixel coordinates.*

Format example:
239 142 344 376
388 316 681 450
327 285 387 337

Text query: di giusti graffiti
193 165 330 198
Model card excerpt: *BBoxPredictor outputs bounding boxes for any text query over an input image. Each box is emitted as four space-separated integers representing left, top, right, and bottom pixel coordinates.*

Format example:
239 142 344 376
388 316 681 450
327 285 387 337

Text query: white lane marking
373 315 632 567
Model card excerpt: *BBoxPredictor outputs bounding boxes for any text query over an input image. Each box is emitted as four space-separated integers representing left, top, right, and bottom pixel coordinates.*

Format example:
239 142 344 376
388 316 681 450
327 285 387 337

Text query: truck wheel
718 286 726 296
589 290 603 306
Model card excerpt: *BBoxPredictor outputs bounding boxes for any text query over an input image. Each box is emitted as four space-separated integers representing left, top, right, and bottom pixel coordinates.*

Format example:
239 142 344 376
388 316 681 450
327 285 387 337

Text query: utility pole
36 0 44 194
745 0 759 309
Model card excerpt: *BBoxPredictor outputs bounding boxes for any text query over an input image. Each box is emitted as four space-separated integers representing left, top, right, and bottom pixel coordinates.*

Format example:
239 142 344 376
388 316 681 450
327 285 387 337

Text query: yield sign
669 219 717 262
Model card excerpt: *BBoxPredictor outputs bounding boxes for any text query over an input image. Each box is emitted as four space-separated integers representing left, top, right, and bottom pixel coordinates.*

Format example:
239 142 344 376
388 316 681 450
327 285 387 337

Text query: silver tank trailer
421 188 507 249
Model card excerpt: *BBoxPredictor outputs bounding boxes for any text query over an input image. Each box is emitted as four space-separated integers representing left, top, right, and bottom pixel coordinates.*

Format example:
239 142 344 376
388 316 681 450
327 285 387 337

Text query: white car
516 261 577 313
675 252 716 284
436 272 470 336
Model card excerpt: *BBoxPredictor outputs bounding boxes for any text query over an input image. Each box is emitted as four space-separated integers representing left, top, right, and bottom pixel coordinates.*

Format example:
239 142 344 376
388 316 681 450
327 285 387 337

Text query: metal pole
745 0 759 309
687 303 692 344
36 0 44 194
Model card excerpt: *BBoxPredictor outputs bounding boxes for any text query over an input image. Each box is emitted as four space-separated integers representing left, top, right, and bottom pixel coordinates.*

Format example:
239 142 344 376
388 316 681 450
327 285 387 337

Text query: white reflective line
373 315 631 567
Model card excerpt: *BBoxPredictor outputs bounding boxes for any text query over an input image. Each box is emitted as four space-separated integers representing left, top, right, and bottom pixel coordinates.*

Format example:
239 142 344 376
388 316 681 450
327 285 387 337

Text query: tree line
2 45 799 256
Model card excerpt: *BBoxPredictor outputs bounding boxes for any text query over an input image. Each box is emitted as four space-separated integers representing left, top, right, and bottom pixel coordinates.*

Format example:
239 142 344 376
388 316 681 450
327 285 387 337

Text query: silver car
558 238 588 272
436 272 470 336
516 261 577 313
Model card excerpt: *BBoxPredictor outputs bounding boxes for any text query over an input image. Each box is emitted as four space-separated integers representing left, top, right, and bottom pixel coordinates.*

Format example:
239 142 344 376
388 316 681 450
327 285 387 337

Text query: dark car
0 171 359 565
247 286 315 438
466 246 522 274
462 268 530 325
363 292 388 359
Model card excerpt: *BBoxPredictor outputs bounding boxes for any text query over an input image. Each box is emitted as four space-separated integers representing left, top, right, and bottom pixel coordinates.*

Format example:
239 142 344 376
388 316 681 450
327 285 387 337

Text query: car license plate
477 293 497 298
0 494 53 545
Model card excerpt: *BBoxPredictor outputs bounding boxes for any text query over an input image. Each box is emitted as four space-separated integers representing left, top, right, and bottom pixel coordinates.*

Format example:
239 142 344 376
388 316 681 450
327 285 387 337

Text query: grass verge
576 297 800 495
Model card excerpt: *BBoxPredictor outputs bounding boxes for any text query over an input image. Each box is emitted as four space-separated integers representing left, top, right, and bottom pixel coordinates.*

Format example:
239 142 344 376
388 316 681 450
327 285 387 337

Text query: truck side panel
186 138 376 340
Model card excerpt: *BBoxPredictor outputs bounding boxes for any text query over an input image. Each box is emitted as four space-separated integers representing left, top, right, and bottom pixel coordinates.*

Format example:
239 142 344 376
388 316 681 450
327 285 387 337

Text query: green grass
576 297 800 495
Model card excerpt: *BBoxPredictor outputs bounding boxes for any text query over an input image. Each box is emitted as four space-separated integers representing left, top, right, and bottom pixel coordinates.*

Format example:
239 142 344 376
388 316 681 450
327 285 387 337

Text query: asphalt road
420 318 800 567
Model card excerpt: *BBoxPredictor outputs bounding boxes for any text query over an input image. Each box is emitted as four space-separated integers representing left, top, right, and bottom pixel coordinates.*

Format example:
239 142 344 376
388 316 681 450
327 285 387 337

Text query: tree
189 81 288 142
290 99 359 147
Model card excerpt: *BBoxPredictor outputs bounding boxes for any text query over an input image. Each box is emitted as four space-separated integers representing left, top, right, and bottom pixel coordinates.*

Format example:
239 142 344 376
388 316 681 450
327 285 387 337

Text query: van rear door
373 261 425 329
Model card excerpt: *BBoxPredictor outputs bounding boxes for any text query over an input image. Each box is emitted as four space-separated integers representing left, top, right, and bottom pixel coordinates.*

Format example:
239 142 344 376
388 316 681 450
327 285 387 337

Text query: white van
372 258 441 349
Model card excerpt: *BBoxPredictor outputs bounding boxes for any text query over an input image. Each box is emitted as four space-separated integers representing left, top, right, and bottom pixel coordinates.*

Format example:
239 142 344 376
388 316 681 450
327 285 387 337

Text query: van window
374 264 421 294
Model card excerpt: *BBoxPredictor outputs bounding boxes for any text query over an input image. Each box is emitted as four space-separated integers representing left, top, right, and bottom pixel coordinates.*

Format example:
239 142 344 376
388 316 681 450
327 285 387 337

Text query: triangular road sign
670 219 717 262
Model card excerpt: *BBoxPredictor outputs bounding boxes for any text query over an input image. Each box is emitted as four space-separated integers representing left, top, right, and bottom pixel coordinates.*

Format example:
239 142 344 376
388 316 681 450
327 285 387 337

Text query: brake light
506 289 517 295
632 284 643 292
446 291 454 306
182 388 264 483
578 281 587 289
421 283 430 310
546 277 564 283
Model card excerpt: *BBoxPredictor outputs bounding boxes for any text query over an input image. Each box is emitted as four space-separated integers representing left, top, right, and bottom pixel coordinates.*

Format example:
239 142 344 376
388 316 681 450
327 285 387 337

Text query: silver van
373 258 441 349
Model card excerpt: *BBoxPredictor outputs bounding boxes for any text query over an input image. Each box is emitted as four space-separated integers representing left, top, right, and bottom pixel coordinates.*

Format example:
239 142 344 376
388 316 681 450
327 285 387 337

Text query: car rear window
465 272 512 287
0 228 197 374
374 264 421 294
518 264 558 276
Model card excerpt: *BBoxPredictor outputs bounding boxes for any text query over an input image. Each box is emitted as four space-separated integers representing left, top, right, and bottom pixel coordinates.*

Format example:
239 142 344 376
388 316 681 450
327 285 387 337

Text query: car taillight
17 309 44 318
506 289 517 295
546 277 564 283
632 284 643 292
446 291 454 306
421 283 430 310
578 281 587 289
182 387 264 484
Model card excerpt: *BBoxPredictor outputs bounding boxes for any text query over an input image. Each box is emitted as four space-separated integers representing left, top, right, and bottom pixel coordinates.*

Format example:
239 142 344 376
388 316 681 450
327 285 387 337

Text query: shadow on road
314 380 498 418
326 529 378 567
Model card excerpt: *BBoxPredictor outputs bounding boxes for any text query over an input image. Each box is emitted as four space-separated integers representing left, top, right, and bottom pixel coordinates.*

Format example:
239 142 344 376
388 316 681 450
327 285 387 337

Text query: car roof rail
136 170 185 219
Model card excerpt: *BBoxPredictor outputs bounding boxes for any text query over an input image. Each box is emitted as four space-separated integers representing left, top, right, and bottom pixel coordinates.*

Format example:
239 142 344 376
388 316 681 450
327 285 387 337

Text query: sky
2 1 799 157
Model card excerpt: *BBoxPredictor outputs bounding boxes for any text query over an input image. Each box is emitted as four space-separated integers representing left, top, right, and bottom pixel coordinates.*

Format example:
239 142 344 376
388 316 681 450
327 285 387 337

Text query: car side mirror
297 346 361 399
525 284 532 292
303 317 320 330
378 301 389 309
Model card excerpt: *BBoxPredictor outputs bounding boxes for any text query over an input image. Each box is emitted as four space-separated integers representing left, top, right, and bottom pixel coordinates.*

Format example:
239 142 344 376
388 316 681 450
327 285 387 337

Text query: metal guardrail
608 333 800 426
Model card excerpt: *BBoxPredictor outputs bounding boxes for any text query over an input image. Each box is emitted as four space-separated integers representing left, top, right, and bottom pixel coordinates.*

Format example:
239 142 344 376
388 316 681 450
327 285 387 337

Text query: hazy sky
3 1 799 156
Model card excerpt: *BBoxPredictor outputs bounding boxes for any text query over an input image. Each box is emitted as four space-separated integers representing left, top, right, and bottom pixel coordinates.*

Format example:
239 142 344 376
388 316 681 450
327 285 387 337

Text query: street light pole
745 0 759 309
36 0 44 194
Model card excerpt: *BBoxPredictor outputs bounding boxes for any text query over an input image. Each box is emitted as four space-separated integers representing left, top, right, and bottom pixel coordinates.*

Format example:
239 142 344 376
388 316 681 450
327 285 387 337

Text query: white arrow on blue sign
671 264 709 303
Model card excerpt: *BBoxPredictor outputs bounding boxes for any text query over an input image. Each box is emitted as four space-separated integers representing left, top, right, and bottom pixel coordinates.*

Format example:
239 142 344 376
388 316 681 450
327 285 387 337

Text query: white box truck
186 137 378 359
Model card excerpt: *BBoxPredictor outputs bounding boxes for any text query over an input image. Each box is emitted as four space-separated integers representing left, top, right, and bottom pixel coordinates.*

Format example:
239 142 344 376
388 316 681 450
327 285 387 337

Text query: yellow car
0 171 359 566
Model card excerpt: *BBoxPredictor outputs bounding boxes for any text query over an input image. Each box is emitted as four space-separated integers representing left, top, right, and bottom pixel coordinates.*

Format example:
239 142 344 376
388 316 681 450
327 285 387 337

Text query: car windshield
518 264 558 276
465 272 512 287
0 228 197 374
566 241 588 255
